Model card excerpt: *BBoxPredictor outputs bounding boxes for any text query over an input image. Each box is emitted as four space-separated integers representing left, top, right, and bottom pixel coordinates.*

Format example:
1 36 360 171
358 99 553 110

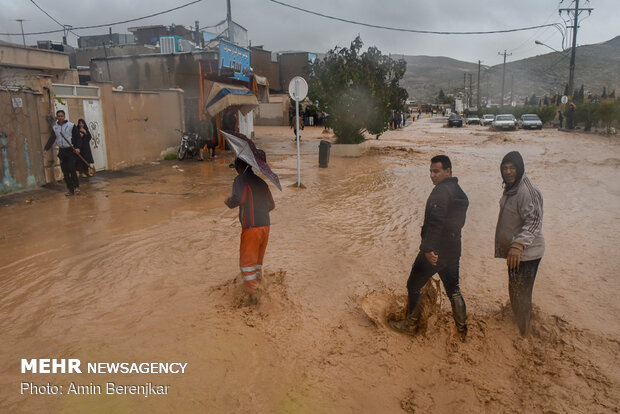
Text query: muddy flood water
1 119 619 413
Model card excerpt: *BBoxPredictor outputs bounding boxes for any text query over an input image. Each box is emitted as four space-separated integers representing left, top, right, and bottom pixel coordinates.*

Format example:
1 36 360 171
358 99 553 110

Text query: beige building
1 42 184 194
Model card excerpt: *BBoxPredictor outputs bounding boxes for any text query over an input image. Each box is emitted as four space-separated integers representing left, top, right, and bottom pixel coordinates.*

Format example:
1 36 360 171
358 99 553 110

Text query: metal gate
52 84 108 170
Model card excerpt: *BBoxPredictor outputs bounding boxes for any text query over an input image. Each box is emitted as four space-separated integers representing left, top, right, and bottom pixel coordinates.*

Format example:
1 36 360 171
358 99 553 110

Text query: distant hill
401 36 620 104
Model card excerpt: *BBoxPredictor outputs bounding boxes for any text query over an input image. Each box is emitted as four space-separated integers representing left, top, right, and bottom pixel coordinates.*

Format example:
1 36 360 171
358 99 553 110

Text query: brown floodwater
1 120 619 413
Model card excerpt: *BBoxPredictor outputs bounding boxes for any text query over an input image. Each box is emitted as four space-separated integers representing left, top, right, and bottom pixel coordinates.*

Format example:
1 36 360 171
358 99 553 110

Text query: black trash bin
319 140 331 168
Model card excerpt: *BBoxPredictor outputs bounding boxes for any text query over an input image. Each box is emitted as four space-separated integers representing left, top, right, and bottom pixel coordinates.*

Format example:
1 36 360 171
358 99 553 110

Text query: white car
493 114 517 130
519 114 543 130
481 114 495 126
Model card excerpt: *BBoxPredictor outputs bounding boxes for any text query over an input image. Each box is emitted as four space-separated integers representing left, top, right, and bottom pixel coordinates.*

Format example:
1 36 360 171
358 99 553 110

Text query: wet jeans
508 258 541 335
406 251 461 314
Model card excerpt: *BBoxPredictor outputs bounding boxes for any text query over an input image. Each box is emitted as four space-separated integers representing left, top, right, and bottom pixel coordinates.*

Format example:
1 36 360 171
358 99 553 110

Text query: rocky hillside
402 36 620 104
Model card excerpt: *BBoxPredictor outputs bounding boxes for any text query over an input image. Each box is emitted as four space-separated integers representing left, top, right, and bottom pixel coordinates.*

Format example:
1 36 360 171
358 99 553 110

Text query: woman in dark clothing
76 119 95 177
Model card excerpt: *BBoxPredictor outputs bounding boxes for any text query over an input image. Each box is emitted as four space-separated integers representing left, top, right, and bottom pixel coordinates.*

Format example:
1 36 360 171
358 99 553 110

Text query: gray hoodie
495 153 545 261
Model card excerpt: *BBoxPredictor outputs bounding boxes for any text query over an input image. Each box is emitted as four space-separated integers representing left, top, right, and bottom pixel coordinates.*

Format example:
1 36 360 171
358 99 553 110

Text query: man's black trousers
58 148 79 193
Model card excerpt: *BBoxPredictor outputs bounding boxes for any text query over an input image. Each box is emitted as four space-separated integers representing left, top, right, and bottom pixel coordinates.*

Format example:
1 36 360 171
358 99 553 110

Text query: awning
254 75 269 87
205 82 259 117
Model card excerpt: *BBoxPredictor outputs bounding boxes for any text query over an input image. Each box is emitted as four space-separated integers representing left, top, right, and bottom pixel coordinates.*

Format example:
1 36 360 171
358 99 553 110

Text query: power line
267 0 560 35
29 0 80 40
0 0 203 36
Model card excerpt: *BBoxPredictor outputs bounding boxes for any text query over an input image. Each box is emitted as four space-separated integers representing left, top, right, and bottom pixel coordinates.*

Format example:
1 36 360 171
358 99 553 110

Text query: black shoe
388 315 418 336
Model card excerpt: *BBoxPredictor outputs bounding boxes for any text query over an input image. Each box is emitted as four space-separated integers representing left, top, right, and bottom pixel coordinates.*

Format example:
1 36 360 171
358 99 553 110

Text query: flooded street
1 119 619 413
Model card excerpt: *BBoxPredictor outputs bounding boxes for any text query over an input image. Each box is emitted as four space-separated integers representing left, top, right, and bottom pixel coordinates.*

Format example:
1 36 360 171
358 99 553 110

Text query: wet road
1 120 619 413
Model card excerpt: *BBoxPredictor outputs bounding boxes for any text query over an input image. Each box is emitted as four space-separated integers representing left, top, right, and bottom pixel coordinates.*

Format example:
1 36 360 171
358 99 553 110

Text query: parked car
447 113 463 127
481 114 495 126
466 114 481 125
493 114 517 130
519 114 543 130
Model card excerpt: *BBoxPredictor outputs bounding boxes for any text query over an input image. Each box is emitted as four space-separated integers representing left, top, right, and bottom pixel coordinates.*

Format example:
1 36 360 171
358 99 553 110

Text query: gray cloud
2 0 617 65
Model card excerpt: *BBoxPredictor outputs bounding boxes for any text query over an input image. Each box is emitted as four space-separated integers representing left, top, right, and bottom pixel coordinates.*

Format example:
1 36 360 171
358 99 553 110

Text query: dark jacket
225 169 275 228
78 128 94 164
420 177 469 263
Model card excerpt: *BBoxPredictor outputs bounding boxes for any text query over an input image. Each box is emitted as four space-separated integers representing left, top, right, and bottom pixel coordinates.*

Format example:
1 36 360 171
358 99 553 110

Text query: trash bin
318 140 331 168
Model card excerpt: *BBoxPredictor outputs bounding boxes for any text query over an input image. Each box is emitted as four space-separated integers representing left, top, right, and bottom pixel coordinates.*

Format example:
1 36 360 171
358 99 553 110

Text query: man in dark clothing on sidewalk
225 158 275 298
390 155 469 336
44 110 82 196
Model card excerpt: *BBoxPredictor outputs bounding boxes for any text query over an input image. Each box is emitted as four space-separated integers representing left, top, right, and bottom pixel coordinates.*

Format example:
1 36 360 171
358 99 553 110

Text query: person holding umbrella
225 156 276 300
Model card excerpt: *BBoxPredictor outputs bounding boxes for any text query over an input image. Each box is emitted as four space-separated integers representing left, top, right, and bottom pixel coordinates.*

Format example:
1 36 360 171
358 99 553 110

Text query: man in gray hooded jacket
495 151 544 336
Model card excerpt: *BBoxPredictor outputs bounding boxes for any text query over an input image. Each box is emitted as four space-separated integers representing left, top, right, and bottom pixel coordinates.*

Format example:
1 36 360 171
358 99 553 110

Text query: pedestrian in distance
389 155 469 337
558 110 564 129
44 110 82 196
225 157 276 302
197 118 217 160
76 119 95 177
495 151 544 336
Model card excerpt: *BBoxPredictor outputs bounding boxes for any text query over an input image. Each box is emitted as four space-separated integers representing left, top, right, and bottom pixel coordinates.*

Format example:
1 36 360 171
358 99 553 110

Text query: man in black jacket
390 155 469 336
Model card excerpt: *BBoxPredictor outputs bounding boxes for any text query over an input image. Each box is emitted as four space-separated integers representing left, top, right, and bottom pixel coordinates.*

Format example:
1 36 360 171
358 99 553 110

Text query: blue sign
219 39 250 82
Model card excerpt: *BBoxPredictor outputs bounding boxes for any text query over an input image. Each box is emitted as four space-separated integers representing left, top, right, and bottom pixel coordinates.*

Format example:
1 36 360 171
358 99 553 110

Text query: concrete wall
76 44 157 67
0 87 51 193
95 82 184 169
254 95 288 126
0 43 70 70
0 43 78 89
278 53 311 91
250 47 280 92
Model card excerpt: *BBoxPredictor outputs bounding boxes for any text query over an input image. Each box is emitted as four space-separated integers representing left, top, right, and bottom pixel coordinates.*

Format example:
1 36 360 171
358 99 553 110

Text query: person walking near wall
389 155 469 337
76 119 95 177
225 157 276 301
44 110 82 196
495 151 544 336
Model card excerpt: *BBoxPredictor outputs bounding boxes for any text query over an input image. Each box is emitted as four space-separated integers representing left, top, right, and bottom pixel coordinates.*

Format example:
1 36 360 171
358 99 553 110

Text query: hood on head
501 151 525 190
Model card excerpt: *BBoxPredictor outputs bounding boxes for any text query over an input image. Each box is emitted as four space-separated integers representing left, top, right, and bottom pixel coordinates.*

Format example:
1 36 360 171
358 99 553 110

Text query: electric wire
0 0 203 36
29 0 80 39
267 0 560 35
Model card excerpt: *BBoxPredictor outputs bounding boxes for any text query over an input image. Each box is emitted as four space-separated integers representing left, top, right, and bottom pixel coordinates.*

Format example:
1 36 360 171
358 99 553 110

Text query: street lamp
534 40 561 53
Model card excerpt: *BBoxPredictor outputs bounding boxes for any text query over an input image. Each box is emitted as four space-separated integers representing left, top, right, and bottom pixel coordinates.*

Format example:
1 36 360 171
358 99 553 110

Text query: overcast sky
1 0 618 66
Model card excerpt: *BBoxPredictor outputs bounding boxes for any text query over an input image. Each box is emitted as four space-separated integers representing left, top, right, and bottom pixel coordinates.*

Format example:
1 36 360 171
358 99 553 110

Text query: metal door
82 99 108 170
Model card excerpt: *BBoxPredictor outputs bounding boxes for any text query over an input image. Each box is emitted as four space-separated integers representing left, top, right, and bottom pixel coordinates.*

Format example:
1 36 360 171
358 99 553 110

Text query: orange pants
239 226 270 293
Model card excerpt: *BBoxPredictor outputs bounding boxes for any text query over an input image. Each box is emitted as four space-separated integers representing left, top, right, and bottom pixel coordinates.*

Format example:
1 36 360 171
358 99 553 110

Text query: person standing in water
225 157 275 301
495 151 544 336
389 155 469 336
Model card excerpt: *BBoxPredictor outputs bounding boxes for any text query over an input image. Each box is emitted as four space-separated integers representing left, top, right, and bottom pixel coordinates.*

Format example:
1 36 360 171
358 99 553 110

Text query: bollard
318 140 331 168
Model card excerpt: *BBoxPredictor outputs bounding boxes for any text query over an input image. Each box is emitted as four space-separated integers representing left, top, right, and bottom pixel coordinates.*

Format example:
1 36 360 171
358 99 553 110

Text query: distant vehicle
493 114 517 130
466 114 481 125
519 114 543 130
481 114 495 126
447 113 463 127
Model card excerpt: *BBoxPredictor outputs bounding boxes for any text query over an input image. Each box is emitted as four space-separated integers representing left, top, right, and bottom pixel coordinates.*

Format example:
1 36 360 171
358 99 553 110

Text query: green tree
537 105 557 125
307 36 408 144
598 102 619 132
575 102 599 131
438 89 446 104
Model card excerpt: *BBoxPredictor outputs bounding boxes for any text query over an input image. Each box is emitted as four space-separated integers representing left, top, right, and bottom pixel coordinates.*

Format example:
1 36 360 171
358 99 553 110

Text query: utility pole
226 0 233 44
468 73 473 109
560 0 593 99
62 25 72 45
477 60 481 109
498 50 512 106
16 19 26 46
